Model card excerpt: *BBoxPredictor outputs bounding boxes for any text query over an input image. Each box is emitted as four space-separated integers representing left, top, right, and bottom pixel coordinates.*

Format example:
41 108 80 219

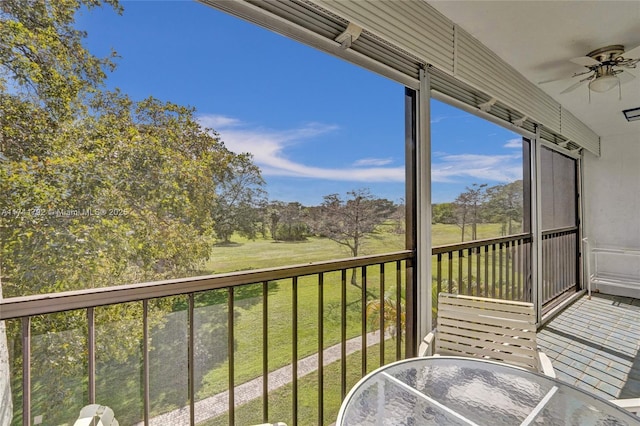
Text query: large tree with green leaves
0 1 264 421
311 189 395 284
211 153 266 243
484 180 523 235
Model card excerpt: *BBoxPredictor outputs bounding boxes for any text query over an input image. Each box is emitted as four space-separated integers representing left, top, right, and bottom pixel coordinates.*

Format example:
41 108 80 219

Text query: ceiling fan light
589 74 619 92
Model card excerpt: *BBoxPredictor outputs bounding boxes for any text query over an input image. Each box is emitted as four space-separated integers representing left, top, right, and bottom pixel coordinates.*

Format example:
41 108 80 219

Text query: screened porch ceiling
428 0 640 140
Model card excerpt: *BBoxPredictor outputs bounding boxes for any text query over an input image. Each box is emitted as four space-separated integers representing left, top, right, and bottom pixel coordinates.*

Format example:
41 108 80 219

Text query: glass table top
337 356 640 426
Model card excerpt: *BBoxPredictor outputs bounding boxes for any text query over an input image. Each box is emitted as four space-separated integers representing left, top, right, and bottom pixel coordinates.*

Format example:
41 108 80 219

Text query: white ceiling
428 0 640 140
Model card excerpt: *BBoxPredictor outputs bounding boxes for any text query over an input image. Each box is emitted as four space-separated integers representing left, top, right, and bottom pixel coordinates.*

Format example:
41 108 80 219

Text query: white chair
419 292 555 377
73 404 119 426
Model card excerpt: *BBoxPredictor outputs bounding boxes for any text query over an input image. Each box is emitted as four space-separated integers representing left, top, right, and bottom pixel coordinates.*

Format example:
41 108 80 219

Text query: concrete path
139 330 392 425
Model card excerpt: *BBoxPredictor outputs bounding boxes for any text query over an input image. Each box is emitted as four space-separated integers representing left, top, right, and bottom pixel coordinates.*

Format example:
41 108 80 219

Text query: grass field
185 222 515 425
17 222 518 425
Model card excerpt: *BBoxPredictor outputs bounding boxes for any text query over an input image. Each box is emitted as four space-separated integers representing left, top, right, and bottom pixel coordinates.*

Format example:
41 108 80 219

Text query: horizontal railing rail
432 233 532 255
0 251 413 321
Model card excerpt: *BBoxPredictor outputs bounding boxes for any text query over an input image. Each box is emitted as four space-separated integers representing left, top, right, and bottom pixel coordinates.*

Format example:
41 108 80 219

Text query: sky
76 1 523 206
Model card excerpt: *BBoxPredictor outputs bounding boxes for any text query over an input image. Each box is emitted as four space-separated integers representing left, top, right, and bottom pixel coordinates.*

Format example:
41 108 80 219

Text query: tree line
432 180 524 242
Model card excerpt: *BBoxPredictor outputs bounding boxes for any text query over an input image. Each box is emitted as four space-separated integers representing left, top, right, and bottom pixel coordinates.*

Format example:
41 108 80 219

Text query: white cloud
197 114 404 182
353 157 393 167
432 153 522 183
198 114 242 130
197 114 521 186
503 138 522 149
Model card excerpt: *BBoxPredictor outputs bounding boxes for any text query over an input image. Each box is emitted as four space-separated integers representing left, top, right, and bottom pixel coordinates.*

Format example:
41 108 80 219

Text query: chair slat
438 302 536 323
433 292 544 372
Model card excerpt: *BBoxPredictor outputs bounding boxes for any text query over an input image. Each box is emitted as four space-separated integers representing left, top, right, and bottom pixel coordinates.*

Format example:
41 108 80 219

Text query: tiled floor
538 293 640 400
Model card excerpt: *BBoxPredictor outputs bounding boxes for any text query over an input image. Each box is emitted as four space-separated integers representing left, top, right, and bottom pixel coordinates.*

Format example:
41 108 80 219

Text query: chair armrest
536 350 556 379
609 398 640 415
418 331 435 357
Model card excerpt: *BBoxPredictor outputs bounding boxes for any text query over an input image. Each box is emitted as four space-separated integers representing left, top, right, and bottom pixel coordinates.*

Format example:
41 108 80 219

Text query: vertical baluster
559 233 564 294
227 289 234 426
476 246 481 297
448 251 453 293
509 241 518 300
379 263 385 366
499 242 504 299
491 243 497 298
544 236 549 302
341 269 347 399
395 261 402 360
361 267 367 376
484 245 489 297
262 281 269 423
292 277 298 426
437 253 442 295
550 234 562 297
318 273 324 426
572 232 577 288
87 307 95 405
540 235 548 305
22 317 31 426
143 300 150 426
467 248 473 295
189 293 195 426
517 240 522 301
458 250 463 295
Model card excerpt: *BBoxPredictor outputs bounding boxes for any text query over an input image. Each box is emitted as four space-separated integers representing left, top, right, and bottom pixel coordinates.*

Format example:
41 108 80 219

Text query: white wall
583 131 640 297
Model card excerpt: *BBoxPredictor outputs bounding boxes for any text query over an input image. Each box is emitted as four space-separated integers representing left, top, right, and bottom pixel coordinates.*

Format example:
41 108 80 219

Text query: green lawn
200 342 402 426
191 223 519 423
16 222 519 426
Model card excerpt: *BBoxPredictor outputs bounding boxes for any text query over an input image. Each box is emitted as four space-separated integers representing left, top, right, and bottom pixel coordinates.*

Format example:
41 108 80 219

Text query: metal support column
531 125 543 324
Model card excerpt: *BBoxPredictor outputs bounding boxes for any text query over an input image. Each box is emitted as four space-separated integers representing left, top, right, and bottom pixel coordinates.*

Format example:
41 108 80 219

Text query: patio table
337 356 640 425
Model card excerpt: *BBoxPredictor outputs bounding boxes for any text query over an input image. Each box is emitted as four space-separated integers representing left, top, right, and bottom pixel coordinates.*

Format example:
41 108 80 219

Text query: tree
366 295 405 340
311 189 395 284
266 201 285 240
0 1 265 418
272 201 308 241
0 0 121 122
211 153 266 243
454 183 487 241
432 202 456 225
484 181 523 235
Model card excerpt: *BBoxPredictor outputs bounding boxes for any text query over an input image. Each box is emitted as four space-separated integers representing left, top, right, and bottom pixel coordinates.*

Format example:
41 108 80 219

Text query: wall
583 132 640 297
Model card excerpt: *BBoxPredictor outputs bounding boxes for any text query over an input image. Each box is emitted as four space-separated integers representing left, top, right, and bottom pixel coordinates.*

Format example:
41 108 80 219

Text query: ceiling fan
540 44 640 98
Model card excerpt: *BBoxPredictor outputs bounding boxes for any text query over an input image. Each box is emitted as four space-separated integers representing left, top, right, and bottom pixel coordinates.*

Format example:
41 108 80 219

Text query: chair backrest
74 404 119 426
435 293 540 371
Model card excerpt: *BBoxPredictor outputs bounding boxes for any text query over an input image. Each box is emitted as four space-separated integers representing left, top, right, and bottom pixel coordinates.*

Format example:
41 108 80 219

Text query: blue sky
77 1 523 205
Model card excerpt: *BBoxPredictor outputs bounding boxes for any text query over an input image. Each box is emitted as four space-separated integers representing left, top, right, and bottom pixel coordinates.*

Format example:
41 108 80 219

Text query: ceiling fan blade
538 76 569 85
623 44 640 58
560 79 589 94
570 56 600 67
618 70 636 84
538 69 593 85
